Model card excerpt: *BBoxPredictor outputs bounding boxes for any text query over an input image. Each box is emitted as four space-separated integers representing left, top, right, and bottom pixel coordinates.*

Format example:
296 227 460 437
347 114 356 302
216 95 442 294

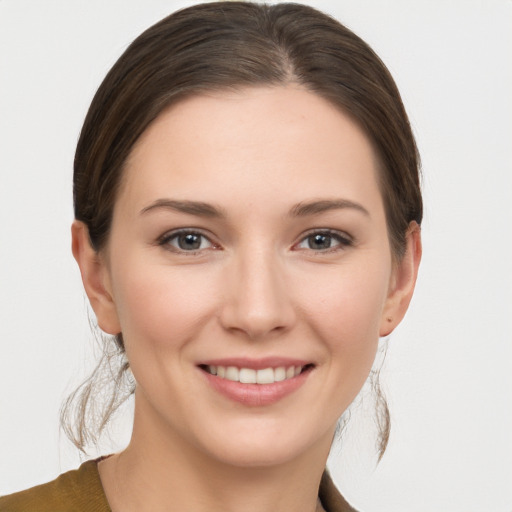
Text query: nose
219 247 296 341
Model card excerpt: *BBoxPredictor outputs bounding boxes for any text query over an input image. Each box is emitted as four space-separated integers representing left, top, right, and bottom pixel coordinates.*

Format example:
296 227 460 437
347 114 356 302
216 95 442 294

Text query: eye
295 230 353 252
159 230 215 253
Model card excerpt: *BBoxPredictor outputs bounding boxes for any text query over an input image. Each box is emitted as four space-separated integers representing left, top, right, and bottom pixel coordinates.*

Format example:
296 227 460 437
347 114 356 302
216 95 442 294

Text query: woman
0 2 421 511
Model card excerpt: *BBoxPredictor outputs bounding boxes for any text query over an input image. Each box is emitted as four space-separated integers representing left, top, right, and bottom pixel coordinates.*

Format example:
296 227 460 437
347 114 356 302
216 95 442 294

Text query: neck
99 394 333 512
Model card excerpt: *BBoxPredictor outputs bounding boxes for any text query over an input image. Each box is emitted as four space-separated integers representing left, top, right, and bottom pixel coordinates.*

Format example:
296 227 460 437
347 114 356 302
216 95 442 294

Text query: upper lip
198 357 313 370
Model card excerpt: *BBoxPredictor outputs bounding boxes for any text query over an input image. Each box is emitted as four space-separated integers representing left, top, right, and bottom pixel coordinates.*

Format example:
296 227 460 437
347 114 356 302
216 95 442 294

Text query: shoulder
0 459 111 512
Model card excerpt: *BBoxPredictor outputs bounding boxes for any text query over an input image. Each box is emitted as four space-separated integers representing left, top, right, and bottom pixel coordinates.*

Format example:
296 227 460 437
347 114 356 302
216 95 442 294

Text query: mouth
199 364 313 384
197 358 315 405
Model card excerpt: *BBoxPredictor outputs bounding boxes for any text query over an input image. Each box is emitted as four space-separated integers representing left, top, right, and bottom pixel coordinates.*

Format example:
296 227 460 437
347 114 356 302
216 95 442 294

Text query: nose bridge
220 242 295 339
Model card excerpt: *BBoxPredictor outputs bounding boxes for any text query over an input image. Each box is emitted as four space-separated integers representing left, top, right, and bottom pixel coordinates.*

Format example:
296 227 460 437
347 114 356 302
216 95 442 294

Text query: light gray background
1 1 511 510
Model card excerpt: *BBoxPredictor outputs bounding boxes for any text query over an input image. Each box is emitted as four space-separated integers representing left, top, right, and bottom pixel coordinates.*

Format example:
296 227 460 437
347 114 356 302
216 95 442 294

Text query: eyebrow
140 197 370 219
290 199 370 217
140 199 226 218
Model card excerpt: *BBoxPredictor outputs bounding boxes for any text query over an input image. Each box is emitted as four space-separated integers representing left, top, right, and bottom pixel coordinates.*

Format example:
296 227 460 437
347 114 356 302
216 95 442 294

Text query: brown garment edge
0 459 358 512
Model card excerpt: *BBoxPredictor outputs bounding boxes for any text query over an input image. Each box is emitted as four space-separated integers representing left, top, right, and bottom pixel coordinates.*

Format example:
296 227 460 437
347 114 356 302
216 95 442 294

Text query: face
84 86 414 468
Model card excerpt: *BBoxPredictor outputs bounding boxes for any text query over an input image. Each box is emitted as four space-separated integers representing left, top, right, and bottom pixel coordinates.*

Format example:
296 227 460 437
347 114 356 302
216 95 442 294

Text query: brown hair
64 1 422 459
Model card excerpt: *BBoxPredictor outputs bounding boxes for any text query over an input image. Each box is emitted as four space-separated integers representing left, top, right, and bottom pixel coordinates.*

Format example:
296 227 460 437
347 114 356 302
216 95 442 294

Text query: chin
209 443 305 469
192 419 334 470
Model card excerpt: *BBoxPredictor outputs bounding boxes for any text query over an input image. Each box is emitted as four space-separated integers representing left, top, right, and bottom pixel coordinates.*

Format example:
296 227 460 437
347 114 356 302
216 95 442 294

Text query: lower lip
200 368 312 407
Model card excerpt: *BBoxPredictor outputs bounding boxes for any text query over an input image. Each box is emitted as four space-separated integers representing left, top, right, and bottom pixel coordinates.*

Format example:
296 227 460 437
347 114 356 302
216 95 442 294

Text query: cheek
298 261 390 360
111 259 220 353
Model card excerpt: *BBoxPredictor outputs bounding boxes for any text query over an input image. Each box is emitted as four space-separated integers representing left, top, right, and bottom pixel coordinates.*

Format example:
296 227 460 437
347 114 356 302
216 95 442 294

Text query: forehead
118 86 382 216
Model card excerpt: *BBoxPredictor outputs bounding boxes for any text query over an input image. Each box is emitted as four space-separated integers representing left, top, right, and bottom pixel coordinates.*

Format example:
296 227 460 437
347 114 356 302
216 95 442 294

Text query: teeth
205 365 304 384
274 367 286 382
256 367 274 384
225 366 239 381
239 368 256 384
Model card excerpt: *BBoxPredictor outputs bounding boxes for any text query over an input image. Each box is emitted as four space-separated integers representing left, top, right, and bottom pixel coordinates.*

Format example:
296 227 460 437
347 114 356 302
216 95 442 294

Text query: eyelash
157 228 354 255
293 229 354 253
157 229 218 254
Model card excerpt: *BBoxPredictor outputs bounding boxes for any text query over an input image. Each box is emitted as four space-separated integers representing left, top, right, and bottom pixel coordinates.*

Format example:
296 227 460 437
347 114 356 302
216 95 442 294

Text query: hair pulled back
66 1 422 458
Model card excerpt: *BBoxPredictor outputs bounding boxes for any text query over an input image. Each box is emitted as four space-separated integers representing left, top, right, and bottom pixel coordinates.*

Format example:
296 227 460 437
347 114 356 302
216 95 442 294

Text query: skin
72 86 421 512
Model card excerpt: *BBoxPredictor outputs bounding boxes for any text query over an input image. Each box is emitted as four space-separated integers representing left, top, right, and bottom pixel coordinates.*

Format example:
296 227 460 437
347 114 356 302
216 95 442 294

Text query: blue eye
296 231 352 252
160 231 214 252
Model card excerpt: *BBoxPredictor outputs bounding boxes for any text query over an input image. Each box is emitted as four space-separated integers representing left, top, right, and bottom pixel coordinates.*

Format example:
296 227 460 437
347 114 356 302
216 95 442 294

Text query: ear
71 220 121 335
380 221 422 337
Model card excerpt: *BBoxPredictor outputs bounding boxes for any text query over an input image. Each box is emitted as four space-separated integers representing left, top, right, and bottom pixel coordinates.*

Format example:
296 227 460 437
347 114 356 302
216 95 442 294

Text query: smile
204 365 304 384
198 360 314 406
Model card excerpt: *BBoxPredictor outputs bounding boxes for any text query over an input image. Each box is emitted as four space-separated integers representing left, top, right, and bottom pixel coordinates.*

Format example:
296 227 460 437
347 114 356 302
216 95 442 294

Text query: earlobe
71 220 121 335
380 222 422 337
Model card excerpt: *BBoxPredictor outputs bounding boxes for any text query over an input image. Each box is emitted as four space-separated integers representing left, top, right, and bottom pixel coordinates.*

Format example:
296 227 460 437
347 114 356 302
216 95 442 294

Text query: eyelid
293 228 354 252
157 228 220 253
155 227 353 254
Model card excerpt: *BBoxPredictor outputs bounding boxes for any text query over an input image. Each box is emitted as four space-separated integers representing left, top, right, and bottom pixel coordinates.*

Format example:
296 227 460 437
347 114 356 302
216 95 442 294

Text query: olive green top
0 459 358 512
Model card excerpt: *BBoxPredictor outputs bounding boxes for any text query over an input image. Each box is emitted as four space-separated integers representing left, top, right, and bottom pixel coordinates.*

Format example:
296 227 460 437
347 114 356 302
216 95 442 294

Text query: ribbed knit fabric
0 459 358 512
